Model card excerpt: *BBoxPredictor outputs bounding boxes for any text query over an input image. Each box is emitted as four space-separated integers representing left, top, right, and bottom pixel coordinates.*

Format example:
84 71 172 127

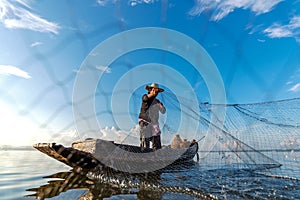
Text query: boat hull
33 139 198 174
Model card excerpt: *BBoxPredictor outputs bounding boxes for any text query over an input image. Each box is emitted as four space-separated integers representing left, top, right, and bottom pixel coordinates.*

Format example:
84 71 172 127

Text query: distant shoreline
0 145 35 151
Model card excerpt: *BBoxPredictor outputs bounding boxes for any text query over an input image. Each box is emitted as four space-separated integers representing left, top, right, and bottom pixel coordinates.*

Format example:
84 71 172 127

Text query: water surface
0 150 299 199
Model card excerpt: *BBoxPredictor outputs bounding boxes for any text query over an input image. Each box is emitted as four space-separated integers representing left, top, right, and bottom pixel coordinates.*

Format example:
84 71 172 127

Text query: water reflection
26 169 166 200
2 150 300 199
25 165 219 200
25 161 300 199
27 140 300 199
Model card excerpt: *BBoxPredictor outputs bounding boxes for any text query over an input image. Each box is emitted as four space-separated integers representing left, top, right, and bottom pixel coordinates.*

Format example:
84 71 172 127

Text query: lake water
0 149 299 200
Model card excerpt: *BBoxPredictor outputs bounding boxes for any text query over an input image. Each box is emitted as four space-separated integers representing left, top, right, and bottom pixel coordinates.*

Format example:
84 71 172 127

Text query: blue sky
0 0 300 146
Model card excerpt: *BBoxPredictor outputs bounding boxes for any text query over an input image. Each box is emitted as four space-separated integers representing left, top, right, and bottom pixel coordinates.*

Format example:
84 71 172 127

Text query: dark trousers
152 135 161 150
139 121 152 149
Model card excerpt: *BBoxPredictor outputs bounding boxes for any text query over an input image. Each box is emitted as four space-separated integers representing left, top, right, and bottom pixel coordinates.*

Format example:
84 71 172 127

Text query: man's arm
157 99 166 114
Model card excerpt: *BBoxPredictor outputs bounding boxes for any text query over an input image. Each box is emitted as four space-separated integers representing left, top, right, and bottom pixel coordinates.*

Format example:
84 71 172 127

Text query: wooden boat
33 138 199 174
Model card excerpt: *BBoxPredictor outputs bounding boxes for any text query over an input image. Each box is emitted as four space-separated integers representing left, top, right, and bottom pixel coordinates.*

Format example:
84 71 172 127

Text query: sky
0 0 300 146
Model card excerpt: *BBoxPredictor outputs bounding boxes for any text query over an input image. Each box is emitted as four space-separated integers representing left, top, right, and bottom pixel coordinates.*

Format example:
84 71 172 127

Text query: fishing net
28 90 300 199
21 25 299 199
2 1 300 199
103 90 298 174
29 94 300 199
159 93 300 172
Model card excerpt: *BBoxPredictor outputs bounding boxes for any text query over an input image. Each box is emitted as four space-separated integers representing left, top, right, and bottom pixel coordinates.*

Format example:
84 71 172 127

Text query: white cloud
257 39 265 42
280 136 300 149
288 83 300 92
189 0 283 21
50 130 81 146
103 1 300 42
0 65 31 79
263 25 293 38
96 0 156 7
96 0 107 6
0 0 60 34
286 69 300 92
30 41 43 47
99 126 140 146
129 0 156 7
72 65 112 74
96 0 120 6
72 69 80 74
47 126 140 147
263 16 300 41
90 52 99 57
96 0 111 6
96 65 112 73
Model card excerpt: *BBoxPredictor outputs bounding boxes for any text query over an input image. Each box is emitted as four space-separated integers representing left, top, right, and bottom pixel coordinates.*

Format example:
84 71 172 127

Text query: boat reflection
26 169 164 200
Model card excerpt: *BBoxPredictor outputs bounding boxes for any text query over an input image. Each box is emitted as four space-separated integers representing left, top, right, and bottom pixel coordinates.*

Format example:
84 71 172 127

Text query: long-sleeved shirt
138 94 166 124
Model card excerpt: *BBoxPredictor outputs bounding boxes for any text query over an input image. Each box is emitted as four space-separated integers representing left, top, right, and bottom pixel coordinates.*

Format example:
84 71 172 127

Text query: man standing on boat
138 83 166 150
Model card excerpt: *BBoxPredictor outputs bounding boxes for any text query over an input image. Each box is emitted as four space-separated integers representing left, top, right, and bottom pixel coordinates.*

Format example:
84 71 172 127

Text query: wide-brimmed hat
145 83 164 92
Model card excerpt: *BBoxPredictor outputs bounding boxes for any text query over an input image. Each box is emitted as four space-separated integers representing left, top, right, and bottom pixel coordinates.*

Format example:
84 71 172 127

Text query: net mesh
29 93 300 199
6 30 300 200
143 93 299 172
2 1 300 199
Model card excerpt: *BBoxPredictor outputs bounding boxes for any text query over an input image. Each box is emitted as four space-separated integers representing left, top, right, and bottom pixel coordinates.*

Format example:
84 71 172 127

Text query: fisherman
138 83 166 150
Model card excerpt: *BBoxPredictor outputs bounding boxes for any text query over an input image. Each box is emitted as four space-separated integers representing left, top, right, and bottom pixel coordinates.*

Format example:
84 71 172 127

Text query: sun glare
0 102 49 146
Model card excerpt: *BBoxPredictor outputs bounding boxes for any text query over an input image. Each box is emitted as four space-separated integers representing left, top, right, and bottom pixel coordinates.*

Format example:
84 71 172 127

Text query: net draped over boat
77 89 299 175
28 89 300 199
158 93 299 172
58 95 299 199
